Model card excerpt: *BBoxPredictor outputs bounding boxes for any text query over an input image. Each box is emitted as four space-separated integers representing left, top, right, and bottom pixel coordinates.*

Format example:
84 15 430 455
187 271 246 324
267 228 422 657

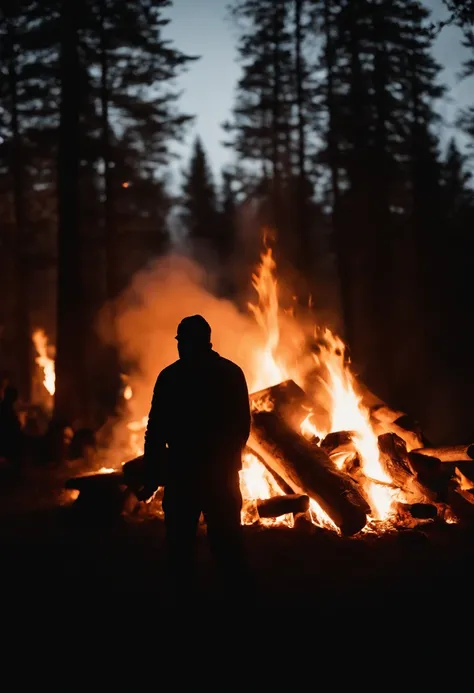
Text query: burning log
320 430 356 453
407 451 452 500
320 431 359 470
374 415 426 452
446 482 474 525
250 379 314 429
378 433 417 488
410 444 474 463
377 433 435 502
357 382 428 450
455 464 474 487
256 494 310 519
250 411 370 536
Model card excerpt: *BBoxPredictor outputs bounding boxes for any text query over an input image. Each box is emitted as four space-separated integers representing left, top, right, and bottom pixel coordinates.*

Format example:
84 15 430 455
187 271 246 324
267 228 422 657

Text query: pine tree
225 0 321 282
181 137 221 265
440 138 474 348
442 138 473 220
220 170 238 262
0 0 59 400
457 32 474 154
441 0 474 28
81 0 196 302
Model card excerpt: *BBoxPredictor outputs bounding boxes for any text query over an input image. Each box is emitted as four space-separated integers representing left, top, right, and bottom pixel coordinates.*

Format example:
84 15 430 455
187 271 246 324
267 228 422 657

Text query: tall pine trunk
54 0 85 425
99 0 116 306
323 0 349 340
371 2 394 396
271 0 283 209
6 17 31 402
294 0 311 282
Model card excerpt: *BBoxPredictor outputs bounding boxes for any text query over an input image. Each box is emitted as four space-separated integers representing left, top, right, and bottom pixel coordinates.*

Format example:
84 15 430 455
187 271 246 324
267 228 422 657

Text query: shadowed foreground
0 467 472 607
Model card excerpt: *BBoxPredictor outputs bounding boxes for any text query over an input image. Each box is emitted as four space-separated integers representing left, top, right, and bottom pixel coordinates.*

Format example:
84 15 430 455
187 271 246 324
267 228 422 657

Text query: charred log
320 430 356 453
396 502 438 520
321 431 359 470
250 411 370 535
410 445 474 463
357 382 428 449
375 417 426 452
256 494 310 519
377 433 430 500
407 451 451 500
65 470 126 523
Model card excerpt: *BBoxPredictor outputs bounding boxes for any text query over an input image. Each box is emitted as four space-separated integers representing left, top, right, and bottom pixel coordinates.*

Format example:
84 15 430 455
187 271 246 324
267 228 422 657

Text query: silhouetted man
141 315 251 602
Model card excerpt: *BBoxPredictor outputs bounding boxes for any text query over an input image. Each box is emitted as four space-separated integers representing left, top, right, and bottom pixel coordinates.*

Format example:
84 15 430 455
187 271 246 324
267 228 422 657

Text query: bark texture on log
256 494 310 519
378 433 416 487
411 445 474 463
377 433 434 502
250 411 370 536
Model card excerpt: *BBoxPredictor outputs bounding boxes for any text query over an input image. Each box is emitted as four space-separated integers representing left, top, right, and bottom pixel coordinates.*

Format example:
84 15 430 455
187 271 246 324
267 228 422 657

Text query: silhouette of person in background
141 315 251 603
0 370 10 401
0 385 22 468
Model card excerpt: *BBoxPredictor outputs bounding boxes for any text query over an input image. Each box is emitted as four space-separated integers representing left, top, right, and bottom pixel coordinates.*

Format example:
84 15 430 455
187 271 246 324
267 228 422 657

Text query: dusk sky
164 0 473 185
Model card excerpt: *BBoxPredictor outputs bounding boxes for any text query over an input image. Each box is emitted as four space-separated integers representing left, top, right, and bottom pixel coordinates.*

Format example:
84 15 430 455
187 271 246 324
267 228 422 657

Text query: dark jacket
143 350 251 480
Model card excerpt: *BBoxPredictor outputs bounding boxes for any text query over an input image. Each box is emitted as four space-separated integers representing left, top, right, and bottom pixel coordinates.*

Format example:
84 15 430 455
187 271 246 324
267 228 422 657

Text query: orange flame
32 329 55 396
247 245 289 392
240 239 406 528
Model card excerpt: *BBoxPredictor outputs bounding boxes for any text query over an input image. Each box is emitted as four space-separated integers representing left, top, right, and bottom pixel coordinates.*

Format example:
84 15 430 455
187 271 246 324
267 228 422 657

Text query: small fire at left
32 329 55 397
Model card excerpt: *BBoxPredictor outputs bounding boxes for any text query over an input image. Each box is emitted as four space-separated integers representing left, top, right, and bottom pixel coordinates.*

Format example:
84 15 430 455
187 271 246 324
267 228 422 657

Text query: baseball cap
175 315 212 343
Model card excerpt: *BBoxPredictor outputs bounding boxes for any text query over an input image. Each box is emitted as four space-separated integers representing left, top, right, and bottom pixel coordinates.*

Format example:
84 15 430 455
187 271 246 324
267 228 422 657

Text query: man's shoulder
157 360 181 381
216 354 245 379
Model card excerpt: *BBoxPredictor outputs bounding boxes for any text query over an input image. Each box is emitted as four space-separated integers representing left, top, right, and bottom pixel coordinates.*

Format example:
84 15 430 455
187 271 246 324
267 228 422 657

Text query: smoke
100 253 268 424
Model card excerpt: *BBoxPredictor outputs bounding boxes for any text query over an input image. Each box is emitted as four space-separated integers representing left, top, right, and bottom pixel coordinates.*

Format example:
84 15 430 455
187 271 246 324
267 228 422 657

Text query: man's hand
136 482 159 503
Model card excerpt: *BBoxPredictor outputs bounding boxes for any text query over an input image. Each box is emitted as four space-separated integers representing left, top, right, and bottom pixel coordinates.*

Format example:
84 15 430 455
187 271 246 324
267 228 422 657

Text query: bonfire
37 239 474 534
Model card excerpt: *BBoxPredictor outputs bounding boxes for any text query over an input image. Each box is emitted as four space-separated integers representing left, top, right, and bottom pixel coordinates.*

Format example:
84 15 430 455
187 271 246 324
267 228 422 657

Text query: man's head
175 315 212 359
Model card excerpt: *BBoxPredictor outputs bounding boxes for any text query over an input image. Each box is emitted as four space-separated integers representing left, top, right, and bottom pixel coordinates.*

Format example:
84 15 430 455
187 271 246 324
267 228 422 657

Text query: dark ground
0 465 472 608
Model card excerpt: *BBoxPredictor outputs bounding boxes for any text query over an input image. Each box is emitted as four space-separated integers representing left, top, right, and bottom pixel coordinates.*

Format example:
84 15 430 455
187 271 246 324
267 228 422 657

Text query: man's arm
141 372 167 498
232 366 251 448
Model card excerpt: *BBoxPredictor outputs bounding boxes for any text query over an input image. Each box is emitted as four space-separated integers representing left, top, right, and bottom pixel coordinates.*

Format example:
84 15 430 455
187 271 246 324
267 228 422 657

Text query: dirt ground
0 465 472 608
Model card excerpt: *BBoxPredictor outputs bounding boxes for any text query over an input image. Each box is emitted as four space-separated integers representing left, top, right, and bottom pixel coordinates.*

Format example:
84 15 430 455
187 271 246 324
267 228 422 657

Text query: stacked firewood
249 379 474 534
64 379 474 532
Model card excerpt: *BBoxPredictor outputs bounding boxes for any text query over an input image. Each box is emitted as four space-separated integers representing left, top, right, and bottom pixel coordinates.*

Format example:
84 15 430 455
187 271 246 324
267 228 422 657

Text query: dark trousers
162 468 248 600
